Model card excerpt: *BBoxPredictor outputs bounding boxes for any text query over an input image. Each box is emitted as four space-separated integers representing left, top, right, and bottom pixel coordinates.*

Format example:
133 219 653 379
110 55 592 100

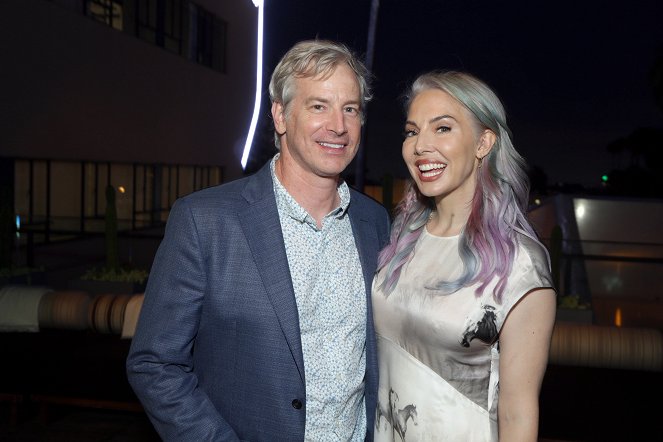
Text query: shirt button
291 399 303 409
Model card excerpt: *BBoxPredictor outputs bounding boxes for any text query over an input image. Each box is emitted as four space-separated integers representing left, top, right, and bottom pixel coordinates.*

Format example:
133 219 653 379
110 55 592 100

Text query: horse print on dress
460 304 498 348
376 388 418 441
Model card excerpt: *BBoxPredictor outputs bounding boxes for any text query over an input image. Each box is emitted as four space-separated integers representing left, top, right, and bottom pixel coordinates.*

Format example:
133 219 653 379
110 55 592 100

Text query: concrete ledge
550 322 663 371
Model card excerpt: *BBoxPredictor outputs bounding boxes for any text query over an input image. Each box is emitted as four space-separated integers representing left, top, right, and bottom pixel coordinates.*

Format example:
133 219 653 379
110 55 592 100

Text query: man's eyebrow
305 96 330 104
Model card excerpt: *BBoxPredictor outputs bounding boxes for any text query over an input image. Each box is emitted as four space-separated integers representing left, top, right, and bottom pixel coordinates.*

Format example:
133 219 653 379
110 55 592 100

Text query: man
126 40 391 441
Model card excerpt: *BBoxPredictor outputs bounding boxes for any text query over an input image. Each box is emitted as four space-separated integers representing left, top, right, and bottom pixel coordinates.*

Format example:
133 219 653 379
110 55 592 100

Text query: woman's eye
403 129 417 138
436 126 451 133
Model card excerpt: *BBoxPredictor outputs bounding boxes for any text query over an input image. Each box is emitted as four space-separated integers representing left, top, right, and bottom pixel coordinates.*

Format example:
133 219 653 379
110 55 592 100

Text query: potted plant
70 185 148 295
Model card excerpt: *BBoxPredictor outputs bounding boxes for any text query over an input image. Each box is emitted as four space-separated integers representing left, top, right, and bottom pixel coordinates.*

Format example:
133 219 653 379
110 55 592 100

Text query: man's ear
272 102 286 135
477 129 496 159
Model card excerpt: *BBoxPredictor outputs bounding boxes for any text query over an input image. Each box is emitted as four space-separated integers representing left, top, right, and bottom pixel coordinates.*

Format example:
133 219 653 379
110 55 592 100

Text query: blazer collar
238 162 305 383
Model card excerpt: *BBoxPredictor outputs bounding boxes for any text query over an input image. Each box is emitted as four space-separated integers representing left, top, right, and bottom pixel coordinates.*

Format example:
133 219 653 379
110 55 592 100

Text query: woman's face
402 88 485 205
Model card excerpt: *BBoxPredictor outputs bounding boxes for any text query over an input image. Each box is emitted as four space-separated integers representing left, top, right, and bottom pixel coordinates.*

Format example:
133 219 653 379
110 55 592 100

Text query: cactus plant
77 185 148 291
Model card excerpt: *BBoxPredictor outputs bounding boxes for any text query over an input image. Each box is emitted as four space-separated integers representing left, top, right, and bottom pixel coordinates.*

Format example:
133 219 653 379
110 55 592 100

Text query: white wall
0 0 258 181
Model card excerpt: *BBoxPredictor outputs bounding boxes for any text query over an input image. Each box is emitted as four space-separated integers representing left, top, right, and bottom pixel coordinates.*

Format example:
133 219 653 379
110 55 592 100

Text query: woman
373 71 556 441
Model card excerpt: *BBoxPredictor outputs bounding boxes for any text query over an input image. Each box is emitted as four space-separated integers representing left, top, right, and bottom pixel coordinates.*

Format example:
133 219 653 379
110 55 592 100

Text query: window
79 0 226 73
188 2 227 73
85 0 124 31
136 0 184 55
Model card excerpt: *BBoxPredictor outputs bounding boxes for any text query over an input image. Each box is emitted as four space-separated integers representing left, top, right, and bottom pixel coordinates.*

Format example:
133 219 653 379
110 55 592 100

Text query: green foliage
557 294 591 310
0 266 42 278
105 184 120 272
0 266 44 285
81 266 149 284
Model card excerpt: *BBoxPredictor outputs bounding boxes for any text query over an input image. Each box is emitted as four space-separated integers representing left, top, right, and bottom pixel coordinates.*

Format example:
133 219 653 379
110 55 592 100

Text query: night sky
257 0 663 188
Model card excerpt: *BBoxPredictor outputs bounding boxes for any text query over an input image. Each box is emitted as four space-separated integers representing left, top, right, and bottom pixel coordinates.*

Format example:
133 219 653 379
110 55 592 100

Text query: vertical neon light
241 0 264 170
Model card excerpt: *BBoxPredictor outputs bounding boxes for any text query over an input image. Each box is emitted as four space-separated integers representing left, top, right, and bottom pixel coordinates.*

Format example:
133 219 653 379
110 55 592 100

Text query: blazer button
291 399 303 409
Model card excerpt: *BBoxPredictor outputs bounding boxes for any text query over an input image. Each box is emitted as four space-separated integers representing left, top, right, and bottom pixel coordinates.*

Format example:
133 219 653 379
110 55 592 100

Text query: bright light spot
534 198 541 205
15 215 20 230
601 174 609 182
118 186 126 194
241 0 264 169
615 307 622 327
575 203 585 220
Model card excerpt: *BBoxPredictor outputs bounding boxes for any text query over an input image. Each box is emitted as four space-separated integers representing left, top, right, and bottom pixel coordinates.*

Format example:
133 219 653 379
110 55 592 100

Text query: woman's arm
498 288 556 442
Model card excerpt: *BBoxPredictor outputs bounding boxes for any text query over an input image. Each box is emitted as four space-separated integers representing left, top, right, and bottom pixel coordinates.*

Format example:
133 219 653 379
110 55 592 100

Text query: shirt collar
270 154 351 225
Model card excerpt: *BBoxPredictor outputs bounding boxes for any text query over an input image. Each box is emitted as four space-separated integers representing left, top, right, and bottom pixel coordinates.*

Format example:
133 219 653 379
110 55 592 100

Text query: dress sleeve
497 236 555 330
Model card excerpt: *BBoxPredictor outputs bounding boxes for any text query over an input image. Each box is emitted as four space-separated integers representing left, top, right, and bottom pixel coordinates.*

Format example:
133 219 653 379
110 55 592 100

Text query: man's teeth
418 163 446 177
319 142 344 149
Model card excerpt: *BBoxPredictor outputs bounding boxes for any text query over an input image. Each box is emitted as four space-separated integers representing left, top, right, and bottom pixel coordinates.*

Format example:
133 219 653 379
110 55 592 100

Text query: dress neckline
423 225 461 240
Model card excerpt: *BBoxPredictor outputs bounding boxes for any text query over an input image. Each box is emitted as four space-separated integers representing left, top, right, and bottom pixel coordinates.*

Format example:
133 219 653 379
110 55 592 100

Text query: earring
477 156 483 168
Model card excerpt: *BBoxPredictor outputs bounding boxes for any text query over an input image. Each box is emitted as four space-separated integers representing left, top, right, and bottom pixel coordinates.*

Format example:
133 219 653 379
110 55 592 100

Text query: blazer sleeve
126 199 240 441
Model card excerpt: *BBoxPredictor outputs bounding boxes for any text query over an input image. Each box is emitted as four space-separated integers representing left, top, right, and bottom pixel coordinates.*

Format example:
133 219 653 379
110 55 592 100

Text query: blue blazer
127 162 391 441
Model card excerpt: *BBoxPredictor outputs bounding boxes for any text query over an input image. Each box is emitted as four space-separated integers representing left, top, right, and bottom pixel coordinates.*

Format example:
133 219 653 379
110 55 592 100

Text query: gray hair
380 71 543 303
404 70 531 212
269 40 372 148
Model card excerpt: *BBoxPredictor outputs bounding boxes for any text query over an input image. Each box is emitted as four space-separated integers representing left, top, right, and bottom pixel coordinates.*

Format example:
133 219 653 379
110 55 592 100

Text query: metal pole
354 0 379 191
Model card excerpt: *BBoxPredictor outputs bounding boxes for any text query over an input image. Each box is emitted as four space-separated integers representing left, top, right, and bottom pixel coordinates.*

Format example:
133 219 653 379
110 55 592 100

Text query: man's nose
327 108 347 135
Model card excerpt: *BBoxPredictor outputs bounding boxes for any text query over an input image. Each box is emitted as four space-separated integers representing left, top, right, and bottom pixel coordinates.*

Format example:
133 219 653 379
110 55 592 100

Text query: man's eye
313 104 325 110
345 107 358 114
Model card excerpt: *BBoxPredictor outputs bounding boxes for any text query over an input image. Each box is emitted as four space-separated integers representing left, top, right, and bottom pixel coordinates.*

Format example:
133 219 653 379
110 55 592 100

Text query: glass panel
86 0 124 31
50 161 81 232
109 163 133 229
83 162 97 218
32 161 48 224
14 160 30 221
178 166 194 197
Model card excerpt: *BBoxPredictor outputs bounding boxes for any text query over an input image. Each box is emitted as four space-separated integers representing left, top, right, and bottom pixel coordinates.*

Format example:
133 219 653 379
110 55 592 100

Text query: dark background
249 0 663 191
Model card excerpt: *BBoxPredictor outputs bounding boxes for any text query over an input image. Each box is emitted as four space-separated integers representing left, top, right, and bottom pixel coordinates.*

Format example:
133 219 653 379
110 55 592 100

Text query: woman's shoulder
499 234 554 307
515 234 550 274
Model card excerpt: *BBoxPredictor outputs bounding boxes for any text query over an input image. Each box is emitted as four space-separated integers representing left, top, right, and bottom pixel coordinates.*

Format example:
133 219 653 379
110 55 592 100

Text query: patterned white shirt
271 156 367 441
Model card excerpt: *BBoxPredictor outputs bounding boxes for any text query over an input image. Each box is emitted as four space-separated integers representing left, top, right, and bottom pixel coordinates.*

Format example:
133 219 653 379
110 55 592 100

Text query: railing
7 157 225 249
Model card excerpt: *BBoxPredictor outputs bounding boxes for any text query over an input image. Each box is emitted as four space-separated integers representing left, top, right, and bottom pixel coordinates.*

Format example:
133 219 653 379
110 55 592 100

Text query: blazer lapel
238 164 305 384
348 195 381 408
348 205 379 291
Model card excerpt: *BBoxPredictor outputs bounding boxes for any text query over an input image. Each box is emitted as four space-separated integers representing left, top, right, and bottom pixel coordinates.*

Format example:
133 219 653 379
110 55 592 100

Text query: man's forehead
295 62 342 82
294 64 359 90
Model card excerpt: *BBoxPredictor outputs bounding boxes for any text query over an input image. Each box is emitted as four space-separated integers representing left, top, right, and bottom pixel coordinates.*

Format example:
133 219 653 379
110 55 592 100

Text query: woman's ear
477 129 496 160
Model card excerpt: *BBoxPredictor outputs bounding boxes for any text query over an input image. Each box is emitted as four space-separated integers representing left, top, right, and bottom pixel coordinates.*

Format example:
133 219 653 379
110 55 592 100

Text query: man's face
272 64 362 180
